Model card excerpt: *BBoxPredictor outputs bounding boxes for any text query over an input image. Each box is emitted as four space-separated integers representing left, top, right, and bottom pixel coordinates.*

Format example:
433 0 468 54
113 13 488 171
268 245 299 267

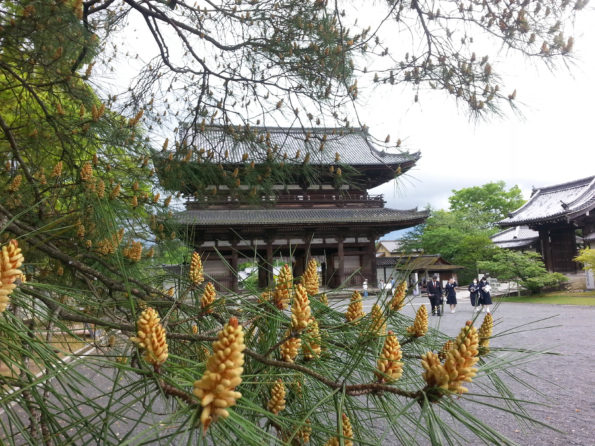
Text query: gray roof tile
491 226 539 243
181 126 419 166
176 207 428 226
499 176 595 226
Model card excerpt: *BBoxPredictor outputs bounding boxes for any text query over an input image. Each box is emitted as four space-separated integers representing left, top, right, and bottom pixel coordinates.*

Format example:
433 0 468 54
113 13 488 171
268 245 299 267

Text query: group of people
468 276 492 313
427 275 492 316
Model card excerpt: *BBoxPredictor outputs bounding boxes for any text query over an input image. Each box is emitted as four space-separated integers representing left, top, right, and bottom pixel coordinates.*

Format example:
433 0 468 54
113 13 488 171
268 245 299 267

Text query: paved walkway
376 294 595 445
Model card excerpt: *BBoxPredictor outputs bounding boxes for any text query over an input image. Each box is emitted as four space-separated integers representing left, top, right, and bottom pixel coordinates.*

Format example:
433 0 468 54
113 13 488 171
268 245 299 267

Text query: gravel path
387 293 595 446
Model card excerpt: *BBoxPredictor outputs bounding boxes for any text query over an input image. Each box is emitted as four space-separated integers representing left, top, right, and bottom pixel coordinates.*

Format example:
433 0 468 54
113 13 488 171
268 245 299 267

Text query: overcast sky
366 9 595 214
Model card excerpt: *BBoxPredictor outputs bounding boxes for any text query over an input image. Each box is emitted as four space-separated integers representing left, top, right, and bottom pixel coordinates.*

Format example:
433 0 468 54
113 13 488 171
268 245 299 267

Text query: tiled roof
176 207 429 226
378 240 403 253
180 126 419 166
491 225 539 249
499 176 595 227
376 255 464 270
493 240 537 249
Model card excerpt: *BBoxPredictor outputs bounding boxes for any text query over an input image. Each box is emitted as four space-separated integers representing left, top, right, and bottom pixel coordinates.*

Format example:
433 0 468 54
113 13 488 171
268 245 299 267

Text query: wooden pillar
325 251 334 287
230 241 239 293
266 240 274 287
359 234 377 287
258 258 267 288
539 229 553 271
368 235 377 287
294 250 308 278
304 232 314 264
337 236 345 287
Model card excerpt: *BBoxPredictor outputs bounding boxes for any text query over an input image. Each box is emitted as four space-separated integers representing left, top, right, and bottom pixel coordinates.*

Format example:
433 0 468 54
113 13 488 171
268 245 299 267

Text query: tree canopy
448 182 525 228
0 1 588 445
400 182 525 282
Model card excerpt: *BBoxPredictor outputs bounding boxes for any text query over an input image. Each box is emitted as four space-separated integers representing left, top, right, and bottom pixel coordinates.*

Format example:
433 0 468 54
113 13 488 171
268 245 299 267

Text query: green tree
0 1 588 445
478 250 568 294
448 182 525 229
574 248 595 270
401 183 525 283
403 209 496 283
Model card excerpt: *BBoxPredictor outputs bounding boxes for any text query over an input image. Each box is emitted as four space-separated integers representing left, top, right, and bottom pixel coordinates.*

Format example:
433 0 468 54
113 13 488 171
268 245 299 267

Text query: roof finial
560 200 569 210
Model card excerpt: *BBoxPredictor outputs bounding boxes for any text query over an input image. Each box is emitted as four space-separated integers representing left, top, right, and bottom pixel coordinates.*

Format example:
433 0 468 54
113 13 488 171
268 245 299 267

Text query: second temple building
157 126 428 291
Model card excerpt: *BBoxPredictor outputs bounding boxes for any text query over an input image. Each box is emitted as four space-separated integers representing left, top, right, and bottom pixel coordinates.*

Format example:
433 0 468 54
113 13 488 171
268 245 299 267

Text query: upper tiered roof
498 176 595 227
182 126 419 166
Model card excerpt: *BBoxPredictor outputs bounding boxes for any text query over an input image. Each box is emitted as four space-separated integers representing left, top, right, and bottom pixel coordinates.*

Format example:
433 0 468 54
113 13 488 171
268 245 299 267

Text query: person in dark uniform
469 278 480 312
427 275 444 316
445 278 458 313
478 276 493 313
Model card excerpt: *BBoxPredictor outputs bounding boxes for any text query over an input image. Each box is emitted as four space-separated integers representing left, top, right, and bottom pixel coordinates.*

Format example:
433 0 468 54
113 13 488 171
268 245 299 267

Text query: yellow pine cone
319 292 328 305
123 241 143 262
8 175 22 192
201 282 217 313
325 413 353 446
303 317 322 360
443 321 479 394
80 162 93 181
1 239 25 282
421 351 449 390
301 258 319 295
0 240 25 313
76 224 85 238
192 324 198 334
291 284 311 331
296 419 312 443
274 263 293 310
406 305 428 337
189 252 204 285
345 290 365 322
375 331 403 382
267 379 286 414
52 161 63 178
259 290 273 303
97 179 105 198
280 332 301 363
391 281 407 311
130 307 169 367
110 183 121 199
193 317 245 431
370 304 387 336
438 339 455 361
478 313 493 355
